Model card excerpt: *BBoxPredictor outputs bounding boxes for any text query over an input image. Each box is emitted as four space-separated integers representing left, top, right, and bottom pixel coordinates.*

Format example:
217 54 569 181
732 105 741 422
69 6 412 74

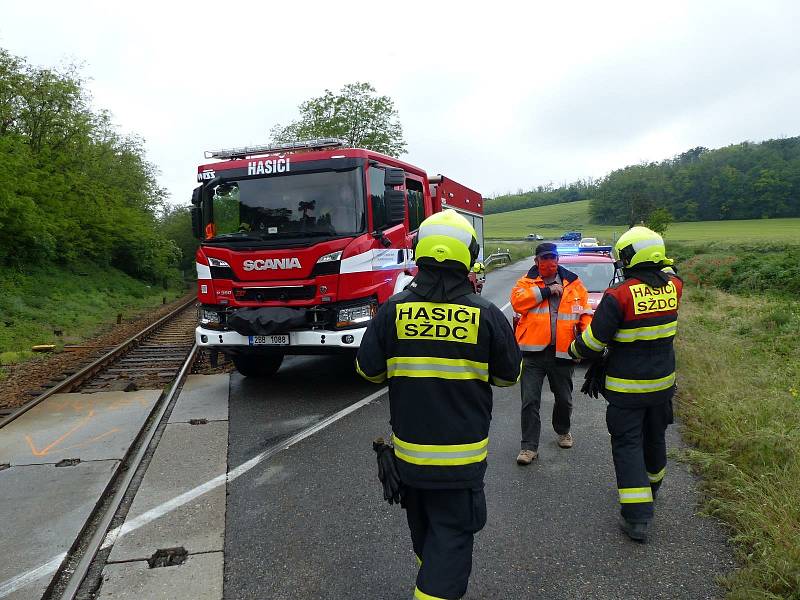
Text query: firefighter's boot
619 516 649 543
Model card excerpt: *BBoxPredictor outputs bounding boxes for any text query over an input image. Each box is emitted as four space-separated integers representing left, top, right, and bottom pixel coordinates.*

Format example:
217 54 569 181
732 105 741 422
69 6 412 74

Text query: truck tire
232 353 284 378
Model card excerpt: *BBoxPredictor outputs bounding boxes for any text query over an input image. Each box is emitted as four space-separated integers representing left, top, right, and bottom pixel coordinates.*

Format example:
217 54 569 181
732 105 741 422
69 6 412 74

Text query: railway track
0 298 198 428
0 298 203 599
55 344 201 600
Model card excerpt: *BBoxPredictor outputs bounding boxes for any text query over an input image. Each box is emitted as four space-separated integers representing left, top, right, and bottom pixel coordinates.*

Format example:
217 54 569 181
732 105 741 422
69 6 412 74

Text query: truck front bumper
195 326 366 354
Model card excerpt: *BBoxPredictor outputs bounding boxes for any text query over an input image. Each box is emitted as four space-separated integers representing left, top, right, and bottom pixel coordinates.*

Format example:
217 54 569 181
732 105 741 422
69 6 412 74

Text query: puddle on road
275 414 323 431
250 465 291 488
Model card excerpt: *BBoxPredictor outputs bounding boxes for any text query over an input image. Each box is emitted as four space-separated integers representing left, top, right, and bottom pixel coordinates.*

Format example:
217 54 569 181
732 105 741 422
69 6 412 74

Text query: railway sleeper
135 349 192 354
118 358 185 365
93 370 177 379
129 347 184 351
138 344 191 349
104 367 182 374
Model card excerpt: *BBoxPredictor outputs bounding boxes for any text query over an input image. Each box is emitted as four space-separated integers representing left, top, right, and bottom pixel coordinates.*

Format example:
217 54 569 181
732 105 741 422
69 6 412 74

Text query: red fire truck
190 139 484 377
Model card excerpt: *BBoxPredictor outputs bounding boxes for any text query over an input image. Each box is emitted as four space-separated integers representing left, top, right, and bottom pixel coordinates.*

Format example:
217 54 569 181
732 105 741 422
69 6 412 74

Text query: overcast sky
3 1 799 203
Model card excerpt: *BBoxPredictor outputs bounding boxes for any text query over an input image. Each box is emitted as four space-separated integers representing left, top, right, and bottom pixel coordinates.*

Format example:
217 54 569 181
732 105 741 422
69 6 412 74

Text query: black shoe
619 516 649 543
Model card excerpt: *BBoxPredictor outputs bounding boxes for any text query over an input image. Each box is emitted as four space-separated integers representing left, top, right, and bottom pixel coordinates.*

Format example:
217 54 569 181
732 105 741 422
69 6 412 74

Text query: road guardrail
484 251 511 268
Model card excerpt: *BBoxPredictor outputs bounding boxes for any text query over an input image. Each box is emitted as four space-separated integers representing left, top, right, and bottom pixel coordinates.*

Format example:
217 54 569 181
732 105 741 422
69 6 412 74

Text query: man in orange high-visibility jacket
510 243 591 464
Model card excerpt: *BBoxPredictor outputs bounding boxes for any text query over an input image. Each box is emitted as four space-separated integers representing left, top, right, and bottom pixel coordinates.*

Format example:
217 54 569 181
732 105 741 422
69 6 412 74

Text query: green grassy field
486 200 800 244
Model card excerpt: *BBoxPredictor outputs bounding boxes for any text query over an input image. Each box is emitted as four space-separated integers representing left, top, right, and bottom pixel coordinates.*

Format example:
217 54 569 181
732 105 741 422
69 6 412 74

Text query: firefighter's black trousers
403 486 487 600
606 400 673 523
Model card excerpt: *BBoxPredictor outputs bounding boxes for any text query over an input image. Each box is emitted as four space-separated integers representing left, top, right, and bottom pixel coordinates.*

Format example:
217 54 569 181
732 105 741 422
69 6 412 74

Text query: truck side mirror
385 189 406 225
191 186 202 206
190 206 203 239
384 168 405 187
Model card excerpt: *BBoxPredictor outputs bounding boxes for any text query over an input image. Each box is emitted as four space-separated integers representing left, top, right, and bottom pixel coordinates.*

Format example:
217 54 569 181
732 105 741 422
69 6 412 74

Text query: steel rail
58 343 199 600
0 296 196 429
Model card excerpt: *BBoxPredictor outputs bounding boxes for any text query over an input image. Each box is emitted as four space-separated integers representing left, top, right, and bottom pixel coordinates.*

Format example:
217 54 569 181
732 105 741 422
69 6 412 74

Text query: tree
587 137 800 224
0 46 179 283
646 207 673 235
0 49 25 136
157 205 199 273
270 82 406 157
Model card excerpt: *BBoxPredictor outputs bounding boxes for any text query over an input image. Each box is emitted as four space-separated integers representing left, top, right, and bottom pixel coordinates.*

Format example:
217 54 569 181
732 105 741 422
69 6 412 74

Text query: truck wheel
232 353 284 378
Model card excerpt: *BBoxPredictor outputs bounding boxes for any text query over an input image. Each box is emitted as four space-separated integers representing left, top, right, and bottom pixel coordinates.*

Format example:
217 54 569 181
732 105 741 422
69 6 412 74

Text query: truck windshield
208 168 365 242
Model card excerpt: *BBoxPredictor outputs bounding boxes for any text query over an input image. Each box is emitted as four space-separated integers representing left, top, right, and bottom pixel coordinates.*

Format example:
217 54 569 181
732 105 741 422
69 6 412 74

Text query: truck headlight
336 302 376 328
199 308 221 328
208 257 231 268
316 250 343 264
313 250 343 276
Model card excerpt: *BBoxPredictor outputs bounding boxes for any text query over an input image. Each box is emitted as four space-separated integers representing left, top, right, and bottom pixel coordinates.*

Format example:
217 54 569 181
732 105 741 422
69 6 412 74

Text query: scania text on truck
189 139 484 377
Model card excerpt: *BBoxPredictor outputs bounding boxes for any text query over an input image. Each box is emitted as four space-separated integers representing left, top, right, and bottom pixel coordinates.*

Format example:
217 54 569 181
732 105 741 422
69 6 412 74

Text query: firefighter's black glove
580 352 607 399
372 437 403 505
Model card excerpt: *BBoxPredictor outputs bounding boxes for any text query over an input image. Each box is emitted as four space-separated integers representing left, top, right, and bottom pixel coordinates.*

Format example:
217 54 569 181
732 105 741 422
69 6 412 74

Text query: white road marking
499 301 511 313
0 555 66 598
0 386 388 598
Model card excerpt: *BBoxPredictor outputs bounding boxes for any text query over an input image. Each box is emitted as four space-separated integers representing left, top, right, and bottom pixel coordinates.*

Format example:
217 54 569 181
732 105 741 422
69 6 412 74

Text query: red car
512 247 619 329
558 248 619 312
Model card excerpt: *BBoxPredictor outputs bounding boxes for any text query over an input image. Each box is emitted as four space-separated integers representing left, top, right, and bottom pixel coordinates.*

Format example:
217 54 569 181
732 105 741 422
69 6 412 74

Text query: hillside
485 200 800 244
485 182 592 215
0 264 187 368
486 137 800 225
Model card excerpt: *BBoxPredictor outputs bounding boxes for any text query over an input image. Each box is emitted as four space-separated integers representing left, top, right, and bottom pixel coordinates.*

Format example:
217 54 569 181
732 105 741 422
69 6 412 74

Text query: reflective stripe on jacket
510 265 591 359
569 271 683 408
356 289 522 489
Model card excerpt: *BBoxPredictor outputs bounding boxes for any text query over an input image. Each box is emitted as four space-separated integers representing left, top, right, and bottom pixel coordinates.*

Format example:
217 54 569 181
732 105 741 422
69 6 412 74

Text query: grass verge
0 264 189 371
675 287 800 598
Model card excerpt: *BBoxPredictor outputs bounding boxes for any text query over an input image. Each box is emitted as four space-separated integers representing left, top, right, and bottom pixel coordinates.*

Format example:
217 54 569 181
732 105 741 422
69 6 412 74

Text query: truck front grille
234 286 316 302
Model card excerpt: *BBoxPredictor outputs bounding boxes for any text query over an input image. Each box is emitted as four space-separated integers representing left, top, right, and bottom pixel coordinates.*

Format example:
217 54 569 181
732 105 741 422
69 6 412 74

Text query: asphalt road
223 259 735 600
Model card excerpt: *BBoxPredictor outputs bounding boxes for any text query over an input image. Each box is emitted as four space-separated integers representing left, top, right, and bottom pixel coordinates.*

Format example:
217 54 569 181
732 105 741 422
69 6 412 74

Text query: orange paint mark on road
68 399 97 413
22 393 154 458
47 398 71 410
25 409 96 457
108 399 135 411
61 427 121 451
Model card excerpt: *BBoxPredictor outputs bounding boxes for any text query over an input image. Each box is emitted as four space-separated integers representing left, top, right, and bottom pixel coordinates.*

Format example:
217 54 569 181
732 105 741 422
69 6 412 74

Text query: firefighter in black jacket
356 209 522 600
569 226 682 543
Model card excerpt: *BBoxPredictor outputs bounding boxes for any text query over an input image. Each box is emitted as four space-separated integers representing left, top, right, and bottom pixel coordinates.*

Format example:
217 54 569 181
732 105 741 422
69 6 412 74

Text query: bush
679 244 800 296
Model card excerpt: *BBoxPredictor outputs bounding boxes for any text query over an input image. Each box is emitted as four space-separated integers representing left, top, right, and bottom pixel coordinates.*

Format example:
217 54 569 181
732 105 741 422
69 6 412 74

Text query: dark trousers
404 486 487 600
520 347 575 450
606 400 673 522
